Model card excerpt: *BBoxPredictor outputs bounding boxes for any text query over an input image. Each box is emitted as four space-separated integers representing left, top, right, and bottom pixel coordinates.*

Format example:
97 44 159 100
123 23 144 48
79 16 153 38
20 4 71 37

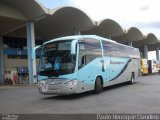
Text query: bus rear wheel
129 73 134 84
94 77 103 94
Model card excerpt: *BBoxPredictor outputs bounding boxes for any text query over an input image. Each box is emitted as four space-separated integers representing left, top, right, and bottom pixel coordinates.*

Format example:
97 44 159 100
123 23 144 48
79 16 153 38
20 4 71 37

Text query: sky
37 0 160 60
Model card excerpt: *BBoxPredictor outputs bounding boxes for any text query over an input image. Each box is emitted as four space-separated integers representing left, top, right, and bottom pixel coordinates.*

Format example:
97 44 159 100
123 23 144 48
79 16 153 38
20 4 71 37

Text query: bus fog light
39 81 46 87
39 82 43 87
64 80 77 86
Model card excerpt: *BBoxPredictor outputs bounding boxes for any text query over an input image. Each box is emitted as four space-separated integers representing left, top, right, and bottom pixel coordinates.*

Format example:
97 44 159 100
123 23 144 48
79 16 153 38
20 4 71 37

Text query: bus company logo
110 60 125 65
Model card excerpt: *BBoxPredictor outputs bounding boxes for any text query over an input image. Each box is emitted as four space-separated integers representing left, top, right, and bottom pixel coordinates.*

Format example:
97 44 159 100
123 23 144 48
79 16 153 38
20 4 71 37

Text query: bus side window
78 43 86 69
84 38 101 64
78 39 101 69
102 40 111 56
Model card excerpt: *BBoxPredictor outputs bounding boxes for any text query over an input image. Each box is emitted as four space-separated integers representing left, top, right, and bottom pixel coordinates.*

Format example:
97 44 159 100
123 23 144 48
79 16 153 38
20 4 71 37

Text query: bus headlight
38 82 44 87
64 80 77 86
38 81 46 87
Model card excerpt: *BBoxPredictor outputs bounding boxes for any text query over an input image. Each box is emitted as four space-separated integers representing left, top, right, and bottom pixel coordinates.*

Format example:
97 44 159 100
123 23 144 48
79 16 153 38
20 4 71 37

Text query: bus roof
44 35 116 44
44 35 138 50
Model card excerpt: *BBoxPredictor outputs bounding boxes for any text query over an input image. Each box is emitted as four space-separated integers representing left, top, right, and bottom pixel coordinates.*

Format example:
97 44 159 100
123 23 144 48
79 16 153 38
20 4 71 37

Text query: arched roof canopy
146 33 159 44
112 27 144 44
1 0 48 21
82 19 124 38
0 0 48 35
98 19 124 37
133 33 159 47
145 33 160 51
35 6 95 40
126 27 144 41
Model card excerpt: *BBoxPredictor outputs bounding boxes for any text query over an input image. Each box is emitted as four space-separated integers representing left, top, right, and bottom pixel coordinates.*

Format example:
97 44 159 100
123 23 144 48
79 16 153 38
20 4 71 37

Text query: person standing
13 73 17 85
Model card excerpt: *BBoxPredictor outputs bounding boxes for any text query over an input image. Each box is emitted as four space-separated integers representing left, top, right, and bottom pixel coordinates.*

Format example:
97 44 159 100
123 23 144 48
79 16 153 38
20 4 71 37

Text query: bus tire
129 73 134 85
94 77 103 94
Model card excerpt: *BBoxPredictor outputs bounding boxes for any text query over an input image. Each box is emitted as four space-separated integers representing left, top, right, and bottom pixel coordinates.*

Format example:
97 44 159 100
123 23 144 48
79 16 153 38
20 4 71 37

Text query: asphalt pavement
0 74 160 114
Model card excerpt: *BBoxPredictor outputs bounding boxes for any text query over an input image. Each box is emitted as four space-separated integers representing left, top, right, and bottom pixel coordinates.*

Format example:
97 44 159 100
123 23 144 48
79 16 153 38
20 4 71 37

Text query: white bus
38 35 140 95
148 59 159 74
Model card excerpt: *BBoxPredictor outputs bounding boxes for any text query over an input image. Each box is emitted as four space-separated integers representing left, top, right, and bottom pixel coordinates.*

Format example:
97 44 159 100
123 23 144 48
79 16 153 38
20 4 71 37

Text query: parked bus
141 59 148 75
38 35 140 95
148 59 159 74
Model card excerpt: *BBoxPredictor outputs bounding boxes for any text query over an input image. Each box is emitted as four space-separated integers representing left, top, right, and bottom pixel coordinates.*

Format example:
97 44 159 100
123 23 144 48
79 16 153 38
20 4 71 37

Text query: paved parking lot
0 74 160 114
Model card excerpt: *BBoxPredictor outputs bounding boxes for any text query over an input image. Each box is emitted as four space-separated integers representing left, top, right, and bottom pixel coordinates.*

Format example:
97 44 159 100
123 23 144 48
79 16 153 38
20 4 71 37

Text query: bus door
77 38 102 87
102 40 111 82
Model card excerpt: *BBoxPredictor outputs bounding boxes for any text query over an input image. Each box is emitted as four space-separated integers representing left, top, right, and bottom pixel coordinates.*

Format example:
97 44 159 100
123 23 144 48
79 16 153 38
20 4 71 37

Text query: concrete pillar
105 36 111 39
156 47 159 61
27 21 37 84
144 45 148 59
128 41 132 47
0 36 4 84
74 30 81 35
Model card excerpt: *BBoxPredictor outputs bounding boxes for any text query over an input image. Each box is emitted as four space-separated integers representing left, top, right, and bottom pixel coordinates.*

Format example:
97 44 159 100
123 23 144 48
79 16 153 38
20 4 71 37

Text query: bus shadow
42 91 94 100
102 82 139 92
42 82 139 100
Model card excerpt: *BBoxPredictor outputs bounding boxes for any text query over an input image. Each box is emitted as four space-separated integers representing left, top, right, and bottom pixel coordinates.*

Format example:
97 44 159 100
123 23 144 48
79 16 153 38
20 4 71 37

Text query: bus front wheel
94 77 103 94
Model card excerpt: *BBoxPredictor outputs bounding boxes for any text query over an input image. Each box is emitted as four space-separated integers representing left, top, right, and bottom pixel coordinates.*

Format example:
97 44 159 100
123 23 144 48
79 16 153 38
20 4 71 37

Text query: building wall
4 55 28 71
4 55 40 70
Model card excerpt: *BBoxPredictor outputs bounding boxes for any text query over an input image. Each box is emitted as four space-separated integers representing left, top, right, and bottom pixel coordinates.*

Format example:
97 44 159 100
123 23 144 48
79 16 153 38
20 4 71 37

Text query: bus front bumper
38 79 78 95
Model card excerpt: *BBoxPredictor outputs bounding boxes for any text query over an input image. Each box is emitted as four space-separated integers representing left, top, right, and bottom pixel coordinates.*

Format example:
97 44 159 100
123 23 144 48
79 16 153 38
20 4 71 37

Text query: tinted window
102 40 140 58
102 40 111 56
78 38 102 69
84 38 102 64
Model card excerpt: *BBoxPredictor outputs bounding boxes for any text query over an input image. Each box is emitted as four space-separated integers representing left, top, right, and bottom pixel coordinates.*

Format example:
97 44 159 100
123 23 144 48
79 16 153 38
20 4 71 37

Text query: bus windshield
39 40 76 77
